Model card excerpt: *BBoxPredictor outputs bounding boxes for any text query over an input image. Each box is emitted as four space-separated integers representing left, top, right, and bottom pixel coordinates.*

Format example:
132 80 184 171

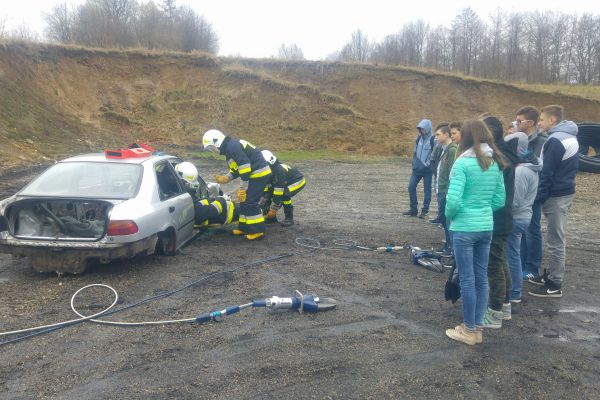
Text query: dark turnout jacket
220 137 271 181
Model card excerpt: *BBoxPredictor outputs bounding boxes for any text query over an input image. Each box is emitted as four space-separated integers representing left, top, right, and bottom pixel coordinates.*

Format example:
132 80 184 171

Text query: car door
154 161 195 247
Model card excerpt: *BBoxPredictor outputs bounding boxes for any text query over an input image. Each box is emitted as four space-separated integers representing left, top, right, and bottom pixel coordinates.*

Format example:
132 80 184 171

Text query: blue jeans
521 201 542 276
408 172 432 213
452 231 493 330
507 218 530 300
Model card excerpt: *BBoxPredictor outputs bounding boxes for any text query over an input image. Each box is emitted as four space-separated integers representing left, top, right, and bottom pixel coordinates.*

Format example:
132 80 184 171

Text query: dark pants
487 234 511 311
408 172 432 213
437 192 451 249
520 201 543 276
239 176 270 234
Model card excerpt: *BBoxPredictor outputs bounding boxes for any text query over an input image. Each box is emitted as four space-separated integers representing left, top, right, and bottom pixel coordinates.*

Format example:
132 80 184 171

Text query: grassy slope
1 41 599 168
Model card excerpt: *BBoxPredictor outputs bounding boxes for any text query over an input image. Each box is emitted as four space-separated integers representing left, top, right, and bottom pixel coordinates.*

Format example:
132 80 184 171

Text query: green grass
515 83 600 102
190 149 391 162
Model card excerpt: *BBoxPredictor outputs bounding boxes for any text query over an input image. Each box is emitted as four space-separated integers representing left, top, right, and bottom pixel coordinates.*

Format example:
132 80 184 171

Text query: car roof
60 153 178 165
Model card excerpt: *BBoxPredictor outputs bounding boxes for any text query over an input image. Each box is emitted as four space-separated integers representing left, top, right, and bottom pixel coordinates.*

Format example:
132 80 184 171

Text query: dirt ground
1 159 599 399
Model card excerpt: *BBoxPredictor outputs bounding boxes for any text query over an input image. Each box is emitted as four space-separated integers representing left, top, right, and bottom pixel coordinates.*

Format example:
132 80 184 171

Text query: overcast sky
1 0 598 60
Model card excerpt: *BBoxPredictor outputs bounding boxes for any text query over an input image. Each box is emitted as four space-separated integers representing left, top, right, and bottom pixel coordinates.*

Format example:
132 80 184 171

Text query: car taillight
107 220 138 236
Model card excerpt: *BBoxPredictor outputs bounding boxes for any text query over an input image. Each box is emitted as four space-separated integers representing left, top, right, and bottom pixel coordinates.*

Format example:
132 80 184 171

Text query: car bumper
0 233 158 274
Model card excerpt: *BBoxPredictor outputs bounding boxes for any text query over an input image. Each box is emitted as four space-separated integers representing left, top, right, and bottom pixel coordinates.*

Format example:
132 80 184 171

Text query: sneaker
402 209 418 217
527 270 547 286
528 285 562 298
482 308 503 329
245 232 264 241
418 211 429 219
446 323 480 345
428 217 441 225
501 303 512 320
509 298 522 304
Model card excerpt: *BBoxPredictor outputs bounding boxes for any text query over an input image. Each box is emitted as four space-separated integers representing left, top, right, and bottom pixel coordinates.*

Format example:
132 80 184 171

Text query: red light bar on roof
105 147 152 159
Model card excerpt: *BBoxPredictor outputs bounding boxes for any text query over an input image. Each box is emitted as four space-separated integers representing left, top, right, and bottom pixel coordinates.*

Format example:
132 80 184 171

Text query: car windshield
20 162 143 199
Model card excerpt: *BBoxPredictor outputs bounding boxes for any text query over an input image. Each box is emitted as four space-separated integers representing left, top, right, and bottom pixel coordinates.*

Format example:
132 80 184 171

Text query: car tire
156 229 177 256
577 123 600 174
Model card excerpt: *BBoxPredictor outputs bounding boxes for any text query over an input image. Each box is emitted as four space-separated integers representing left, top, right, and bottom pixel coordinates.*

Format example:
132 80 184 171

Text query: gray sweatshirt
513 162 542 221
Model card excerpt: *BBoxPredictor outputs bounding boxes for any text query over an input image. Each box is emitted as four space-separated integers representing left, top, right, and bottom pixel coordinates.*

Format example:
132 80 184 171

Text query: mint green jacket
445 156 506 232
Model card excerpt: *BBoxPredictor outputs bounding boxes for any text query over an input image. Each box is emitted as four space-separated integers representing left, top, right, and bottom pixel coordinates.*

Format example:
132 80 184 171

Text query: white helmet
261 150 277 165
175 162 199 184
202 129 225 152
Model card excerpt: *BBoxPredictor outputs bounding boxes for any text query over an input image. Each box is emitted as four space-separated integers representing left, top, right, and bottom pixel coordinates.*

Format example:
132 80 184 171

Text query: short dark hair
541 105 564 122
449 121 462 130
435 123 450 135
516 106 540 123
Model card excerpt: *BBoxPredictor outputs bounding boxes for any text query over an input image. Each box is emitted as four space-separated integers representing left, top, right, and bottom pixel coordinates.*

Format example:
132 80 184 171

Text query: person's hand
215 175 231 184
237 189 247 202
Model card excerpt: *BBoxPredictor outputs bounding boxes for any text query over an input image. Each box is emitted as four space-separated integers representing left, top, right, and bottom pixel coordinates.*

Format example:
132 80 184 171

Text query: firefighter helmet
261 150 277 165
202 129 225 152
175 162 199 184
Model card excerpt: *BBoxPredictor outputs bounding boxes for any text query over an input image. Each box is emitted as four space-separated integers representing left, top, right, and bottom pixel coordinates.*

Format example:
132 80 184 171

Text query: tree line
42 0 218 53
332 8 600 85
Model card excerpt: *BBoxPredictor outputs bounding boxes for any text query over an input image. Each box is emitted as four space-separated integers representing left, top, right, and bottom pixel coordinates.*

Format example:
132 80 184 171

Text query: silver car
0 153 218 274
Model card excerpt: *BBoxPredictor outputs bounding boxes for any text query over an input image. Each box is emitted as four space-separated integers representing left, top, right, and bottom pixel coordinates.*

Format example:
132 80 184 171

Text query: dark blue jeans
508 218 530 300
452 230 493 330
520 201 542 276
408 172 432 213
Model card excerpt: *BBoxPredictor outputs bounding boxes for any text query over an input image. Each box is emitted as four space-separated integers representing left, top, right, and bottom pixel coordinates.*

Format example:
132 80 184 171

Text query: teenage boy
506 132 540 304
514 106 547 280
431 124 457 255
449 121 462 145
528 105 578 298
403 119 434 219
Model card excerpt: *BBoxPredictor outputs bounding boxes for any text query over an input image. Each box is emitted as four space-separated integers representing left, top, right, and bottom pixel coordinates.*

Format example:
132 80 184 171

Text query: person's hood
520 161 542 173
459 143 494 159
416 119 432 137
548 120 578 136
500 132 522 166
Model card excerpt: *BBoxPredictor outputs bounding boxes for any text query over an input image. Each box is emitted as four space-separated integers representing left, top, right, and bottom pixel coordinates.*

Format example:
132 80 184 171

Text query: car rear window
20 162 143 199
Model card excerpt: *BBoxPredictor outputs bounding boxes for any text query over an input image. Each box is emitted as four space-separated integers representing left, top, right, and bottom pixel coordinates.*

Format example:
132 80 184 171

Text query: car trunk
6 198 114 241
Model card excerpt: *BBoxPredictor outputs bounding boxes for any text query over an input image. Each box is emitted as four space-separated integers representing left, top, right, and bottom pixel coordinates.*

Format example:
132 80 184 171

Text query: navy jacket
536 121 579 203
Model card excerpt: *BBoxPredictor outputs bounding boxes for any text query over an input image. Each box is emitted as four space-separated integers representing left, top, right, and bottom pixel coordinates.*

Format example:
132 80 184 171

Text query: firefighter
194 196 239 228
175 161 239 228
261 150 306 227
202 129 271 240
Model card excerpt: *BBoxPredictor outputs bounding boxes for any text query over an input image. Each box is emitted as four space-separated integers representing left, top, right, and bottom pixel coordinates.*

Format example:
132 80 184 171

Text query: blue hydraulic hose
0 253 294 347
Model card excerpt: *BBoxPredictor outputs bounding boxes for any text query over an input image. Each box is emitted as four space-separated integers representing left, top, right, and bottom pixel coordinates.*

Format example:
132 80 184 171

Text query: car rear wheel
156 229 177 256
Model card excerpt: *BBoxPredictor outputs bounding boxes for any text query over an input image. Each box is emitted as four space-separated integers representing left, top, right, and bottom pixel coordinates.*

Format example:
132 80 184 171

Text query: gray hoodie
513 161 542 221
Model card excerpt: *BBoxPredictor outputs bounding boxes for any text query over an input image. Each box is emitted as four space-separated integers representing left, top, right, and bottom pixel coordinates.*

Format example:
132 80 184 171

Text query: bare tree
277 43 304 60
44 2 73 43
340 29 372 62
11 23 40 41
161 0 176 20
0 16 7 38
176 6 219 53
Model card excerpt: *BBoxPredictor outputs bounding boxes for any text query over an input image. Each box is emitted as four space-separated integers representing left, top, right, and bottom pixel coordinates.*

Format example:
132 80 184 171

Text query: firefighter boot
281 205 294 227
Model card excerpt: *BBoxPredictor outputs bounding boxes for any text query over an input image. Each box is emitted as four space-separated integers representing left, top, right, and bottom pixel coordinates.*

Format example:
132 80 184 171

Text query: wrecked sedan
0 152 216 274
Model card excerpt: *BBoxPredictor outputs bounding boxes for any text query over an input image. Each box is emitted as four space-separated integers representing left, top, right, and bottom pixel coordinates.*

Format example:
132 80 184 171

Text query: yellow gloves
237 189 247 202
215 175 231 184
266 209 277 219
